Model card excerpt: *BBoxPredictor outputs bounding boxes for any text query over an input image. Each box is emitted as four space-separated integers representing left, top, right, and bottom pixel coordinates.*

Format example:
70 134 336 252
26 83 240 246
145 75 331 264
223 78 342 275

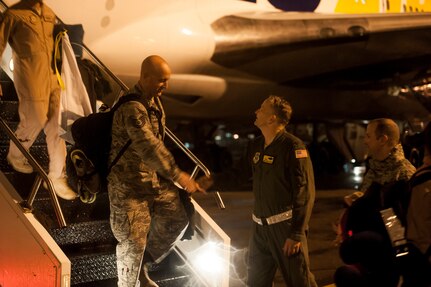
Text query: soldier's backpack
66 93 144 203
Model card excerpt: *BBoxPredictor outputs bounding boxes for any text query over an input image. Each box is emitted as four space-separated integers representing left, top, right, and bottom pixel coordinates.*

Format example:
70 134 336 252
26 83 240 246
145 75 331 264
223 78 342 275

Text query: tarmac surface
192 170 360 287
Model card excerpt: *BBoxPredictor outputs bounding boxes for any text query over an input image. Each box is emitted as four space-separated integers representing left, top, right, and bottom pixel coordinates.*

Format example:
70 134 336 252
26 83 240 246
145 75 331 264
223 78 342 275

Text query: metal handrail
0 117 67 227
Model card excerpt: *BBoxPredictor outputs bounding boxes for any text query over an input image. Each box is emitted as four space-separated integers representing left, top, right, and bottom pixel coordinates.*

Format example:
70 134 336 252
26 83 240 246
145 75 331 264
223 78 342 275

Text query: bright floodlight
187 241 228 286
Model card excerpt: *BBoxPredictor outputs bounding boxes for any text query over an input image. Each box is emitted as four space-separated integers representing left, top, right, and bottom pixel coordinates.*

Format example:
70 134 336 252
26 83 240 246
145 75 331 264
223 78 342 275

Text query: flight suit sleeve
288 143 315 241
120 101 181 181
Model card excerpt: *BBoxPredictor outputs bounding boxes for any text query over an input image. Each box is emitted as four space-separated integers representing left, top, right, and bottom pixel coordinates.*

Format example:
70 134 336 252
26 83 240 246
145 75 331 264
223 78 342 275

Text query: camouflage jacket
360 143 416 192
107 86 181 204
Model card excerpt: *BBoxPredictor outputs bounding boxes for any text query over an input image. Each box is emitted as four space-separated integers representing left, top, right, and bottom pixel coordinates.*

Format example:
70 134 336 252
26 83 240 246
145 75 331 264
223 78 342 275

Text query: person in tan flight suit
0 0 76 200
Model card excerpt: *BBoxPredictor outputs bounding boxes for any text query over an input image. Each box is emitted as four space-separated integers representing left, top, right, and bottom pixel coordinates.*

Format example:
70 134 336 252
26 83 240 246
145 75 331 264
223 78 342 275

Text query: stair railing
0 117 67 227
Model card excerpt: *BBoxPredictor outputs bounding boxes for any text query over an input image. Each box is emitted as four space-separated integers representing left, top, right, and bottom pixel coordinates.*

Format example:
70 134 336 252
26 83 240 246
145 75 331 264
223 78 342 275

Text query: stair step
31 191 111 230
49 220 115 248
70 250 196 287
71 252 117 284
0 100 19 122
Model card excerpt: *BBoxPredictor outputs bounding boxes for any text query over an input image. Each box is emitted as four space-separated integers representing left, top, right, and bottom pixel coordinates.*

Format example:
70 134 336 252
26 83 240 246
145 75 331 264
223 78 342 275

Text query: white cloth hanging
58 32 92 144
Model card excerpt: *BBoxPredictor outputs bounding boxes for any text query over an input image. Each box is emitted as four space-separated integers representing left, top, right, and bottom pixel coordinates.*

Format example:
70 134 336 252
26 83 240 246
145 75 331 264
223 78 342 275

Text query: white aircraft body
3 0 431 124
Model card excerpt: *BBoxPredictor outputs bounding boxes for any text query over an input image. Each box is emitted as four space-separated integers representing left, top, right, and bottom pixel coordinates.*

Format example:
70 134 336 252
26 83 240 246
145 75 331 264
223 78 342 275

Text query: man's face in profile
364 123 381 159
141 63 171 98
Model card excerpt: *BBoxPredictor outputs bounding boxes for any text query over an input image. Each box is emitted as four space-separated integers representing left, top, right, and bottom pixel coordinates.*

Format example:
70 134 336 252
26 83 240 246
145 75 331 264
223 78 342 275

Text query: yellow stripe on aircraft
405 0 431 12
334 0 431 13
335 0 380 13
387 0 403 12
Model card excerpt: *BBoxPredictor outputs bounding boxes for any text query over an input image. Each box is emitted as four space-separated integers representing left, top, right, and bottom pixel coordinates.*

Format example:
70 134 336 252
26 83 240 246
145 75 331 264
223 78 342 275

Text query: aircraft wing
210 12 431 89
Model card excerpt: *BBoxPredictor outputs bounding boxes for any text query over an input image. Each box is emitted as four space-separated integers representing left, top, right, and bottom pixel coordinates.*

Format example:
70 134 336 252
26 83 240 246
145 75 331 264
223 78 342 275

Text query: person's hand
0 83 3 97
283 238 301 257
196 175 214 190
177 171 206 194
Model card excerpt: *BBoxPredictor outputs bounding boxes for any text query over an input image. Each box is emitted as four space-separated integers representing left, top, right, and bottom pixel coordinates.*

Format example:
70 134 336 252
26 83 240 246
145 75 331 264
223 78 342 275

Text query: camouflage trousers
109 184 188 287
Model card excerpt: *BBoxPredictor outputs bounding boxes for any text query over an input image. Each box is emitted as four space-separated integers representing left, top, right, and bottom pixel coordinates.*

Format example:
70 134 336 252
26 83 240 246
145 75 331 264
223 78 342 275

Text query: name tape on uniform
263 155 274 164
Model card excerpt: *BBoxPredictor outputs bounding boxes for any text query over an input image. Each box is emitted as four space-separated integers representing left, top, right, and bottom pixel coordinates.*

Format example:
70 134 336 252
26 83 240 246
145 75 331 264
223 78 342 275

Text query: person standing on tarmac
0 0 77 200
108 55 206 287
246 95 317 287
334 118 416 287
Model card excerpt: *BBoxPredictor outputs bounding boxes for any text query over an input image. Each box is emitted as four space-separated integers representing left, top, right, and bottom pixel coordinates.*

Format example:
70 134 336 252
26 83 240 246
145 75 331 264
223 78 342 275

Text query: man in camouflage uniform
334 118 416 287
344 118 416 205
0 0 76 199
360 118 416 192
107 55 204 287
246 95 317 287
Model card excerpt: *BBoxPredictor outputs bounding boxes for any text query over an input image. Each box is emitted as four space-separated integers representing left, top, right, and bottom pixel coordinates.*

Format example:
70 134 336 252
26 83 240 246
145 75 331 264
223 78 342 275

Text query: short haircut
370 118 400 147
266 95 292 125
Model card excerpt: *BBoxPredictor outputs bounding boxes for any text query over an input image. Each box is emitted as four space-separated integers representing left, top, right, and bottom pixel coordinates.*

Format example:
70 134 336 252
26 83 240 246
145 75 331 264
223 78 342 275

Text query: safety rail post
165 128 225 209
0 117 67 227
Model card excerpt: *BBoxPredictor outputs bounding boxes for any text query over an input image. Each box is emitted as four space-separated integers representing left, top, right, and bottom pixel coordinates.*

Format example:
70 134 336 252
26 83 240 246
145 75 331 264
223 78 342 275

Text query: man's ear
268 114 277 124
379 134 389 145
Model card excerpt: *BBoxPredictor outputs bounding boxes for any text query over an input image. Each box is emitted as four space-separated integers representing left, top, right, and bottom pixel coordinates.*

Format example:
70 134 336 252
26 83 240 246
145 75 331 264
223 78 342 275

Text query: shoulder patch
129 114 147 128
253 152 260 164
295 149 308 159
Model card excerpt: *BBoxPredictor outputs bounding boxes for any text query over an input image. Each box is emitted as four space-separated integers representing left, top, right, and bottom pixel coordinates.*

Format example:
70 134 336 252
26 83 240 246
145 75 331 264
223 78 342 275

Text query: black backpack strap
107 139 132 174
111 93 145 112
105 93 148 175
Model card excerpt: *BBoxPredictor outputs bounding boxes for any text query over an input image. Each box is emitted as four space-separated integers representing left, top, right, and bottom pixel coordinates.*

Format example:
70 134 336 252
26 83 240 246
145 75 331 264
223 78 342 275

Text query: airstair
0 2 229 286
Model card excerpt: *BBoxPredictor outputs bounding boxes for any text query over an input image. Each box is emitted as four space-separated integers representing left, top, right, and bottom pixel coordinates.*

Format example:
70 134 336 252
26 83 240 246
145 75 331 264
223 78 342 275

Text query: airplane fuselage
3 0 431 123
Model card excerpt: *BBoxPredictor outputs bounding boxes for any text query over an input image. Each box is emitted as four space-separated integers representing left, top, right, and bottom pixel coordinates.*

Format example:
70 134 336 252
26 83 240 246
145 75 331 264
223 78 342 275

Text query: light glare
191 242 224 275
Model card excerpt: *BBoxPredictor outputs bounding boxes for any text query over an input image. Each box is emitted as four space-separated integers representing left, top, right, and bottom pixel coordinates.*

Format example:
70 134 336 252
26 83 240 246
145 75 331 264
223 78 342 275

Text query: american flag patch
295 149 308 158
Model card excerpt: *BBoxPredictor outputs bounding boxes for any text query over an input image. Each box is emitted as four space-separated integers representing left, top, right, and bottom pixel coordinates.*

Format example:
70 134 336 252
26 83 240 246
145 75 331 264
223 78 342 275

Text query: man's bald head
138 55 171 98
141 55 170 77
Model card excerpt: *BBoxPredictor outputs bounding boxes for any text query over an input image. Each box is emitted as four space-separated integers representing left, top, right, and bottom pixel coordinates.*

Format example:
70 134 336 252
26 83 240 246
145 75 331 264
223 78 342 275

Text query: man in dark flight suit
247 95 317 287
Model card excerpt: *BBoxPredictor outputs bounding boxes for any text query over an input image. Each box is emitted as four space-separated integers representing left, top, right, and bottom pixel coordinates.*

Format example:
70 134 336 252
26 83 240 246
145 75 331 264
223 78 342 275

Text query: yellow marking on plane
335 0 380 13
387 0 403 12
406 0 431 11
333 0 431 13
